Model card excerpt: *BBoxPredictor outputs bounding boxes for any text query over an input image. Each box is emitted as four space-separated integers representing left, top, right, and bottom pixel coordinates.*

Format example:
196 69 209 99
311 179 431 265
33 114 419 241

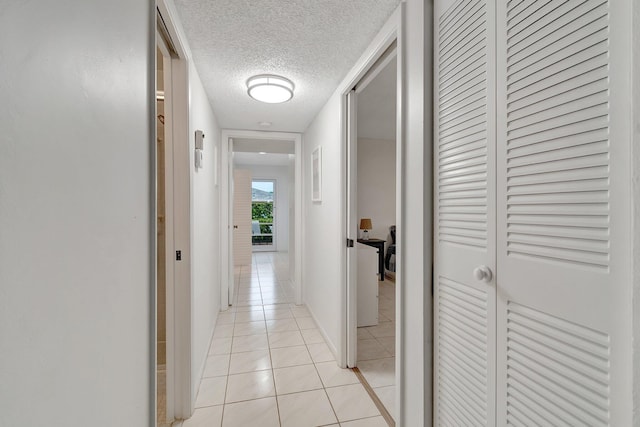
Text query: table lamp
359 218 372 240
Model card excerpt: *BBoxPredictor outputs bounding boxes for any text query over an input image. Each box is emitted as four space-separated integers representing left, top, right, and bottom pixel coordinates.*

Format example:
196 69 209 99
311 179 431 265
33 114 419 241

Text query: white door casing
346 89 359 368
156 0 193 418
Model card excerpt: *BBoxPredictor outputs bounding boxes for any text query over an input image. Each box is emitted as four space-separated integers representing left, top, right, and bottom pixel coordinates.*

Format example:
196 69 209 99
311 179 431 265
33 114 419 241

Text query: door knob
473 265 493 283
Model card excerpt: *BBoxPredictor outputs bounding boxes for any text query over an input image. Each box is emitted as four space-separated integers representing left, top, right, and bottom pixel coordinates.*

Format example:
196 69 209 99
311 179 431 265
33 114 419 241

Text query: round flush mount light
247 74 294 104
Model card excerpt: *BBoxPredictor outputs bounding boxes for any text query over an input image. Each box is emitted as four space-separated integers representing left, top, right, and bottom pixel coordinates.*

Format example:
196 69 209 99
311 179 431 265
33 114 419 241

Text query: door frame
156 0 193 420
345 44 398 368
220 130 303 307
340 1 403 416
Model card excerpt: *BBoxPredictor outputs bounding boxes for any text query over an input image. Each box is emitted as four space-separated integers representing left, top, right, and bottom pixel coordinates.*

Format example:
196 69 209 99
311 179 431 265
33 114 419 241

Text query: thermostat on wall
195 130 205 169
195 130 205 150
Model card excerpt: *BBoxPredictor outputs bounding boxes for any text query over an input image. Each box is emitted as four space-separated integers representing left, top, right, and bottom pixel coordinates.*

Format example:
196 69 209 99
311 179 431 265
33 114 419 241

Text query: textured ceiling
357 55 396 140
173 0 401 133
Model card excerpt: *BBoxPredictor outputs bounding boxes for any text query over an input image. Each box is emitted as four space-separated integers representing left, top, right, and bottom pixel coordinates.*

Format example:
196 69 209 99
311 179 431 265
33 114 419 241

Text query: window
251 180 275 248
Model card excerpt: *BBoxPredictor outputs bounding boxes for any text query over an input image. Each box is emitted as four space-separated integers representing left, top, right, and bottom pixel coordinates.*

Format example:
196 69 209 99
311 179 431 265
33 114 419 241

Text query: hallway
178 253 388 427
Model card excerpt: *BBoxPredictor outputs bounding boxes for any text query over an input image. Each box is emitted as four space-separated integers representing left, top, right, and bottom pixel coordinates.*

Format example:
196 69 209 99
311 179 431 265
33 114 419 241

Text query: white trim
170 37 193 424
220 137 232 309
156 0 193 420
346 90 358 369
338 4 400 369
156 29 175 423
354 43 398 95
401 1 432 424
337 2 405 420
220 130 304 306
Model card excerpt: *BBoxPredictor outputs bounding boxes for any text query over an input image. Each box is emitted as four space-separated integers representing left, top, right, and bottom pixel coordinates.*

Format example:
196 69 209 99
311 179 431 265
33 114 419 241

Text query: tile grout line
203 253 382 426
259 266 285 427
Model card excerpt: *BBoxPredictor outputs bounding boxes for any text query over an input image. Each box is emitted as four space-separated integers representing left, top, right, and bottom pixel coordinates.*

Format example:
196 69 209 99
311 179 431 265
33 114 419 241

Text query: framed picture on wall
311 146 322 202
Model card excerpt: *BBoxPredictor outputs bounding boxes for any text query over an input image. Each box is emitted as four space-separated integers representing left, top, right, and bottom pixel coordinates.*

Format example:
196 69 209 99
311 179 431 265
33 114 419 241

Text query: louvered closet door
496 1 630 425
433 0 496 425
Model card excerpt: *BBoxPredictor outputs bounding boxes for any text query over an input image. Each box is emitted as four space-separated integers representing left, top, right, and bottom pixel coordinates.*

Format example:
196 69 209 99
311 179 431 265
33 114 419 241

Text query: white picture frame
311 146 322 202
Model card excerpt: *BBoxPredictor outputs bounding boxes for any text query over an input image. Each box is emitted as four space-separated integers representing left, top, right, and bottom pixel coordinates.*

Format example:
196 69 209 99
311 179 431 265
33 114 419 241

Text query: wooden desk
357 238 386 281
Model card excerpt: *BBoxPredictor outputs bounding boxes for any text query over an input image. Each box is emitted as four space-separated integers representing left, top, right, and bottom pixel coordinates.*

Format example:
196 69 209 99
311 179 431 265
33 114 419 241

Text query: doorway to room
353 51 398 422
156 2 193 423
345 36 400 424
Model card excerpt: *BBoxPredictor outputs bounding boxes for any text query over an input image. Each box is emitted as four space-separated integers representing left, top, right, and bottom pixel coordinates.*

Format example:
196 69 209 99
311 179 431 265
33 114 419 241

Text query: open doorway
345 40 399 423
355 53 398 421
220 131 303 308
156 2 193 423
232 143 293 258
155 43 168 427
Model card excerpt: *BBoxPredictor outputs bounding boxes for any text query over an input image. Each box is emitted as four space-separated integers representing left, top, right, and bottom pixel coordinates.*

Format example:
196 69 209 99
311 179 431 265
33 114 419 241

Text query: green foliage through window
252 202 273 224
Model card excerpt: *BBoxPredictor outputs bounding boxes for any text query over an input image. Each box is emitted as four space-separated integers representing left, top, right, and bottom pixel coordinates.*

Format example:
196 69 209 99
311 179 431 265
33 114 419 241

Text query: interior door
495 1 628 425
435 0 632 425
433 0 496 424
233 169 253 268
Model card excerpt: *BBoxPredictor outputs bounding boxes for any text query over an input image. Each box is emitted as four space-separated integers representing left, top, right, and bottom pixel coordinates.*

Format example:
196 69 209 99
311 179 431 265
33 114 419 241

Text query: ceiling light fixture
247 74 294 104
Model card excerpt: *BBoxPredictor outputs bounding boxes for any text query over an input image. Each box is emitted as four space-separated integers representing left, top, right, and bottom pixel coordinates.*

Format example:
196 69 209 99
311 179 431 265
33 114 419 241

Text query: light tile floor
175 252 387 427
357 279 396 420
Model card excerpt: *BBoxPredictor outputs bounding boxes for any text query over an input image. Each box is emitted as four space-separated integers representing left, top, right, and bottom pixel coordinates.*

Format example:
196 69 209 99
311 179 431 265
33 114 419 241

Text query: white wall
357 138 396 249
302 95 344 354
244 164 290 252
188 61 222 400
0 2 153 426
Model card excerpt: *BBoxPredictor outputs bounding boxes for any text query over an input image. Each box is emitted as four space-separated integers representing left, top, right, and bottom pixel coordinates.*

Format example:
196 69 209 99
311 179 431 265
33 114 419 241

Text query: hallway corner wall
188 61 222 401
0 2 154 426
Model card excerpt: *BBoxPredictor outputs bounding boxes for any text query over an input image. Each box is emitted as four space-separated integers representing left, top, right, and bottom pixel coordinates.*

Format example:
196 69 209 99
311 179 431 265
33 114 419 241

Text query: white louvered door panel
433 0 496 424
496 1 632 425
233 169 252 267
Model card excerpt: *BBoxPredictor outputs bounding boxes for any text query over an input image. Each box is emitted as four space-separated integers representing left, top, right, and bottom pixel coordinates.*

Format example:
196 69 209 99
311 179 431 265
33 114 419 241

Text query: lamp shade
359 218 372 230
